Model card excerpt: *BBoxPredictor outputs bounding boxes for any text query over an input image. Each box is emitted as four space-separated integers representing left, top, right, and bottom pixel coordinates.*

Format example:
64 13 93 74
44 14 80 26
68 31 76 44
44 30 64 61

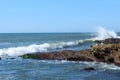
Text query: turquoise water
0 33 120 80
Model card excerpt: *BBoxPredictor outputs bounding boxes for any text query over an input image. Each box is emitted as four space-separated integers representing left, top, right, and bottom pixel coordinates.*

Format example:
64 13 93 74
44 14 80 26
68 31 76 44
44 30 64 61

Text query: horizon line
0 32 97 34
0 31 119 34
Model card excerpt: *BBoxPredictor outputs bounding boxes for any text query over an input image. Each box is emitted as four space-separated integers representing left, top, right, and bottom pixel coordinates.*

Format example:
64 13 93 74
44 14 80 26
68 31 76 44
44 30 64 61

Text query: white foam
0 40 86 58
98 63 120 70
0 43 50 58
79 61 120 70
93 62 120 70
39 60 120 70
91 27 120 40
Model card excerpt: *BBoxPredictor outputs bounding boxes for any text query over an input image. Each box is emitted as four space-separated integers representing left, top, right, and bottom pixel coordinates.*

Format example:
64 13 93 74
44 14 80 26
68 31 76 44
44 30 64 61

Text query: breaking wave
0 40 91 58
91 27 120 41
80 62 120 70
0 27 119 59
38 60 120 70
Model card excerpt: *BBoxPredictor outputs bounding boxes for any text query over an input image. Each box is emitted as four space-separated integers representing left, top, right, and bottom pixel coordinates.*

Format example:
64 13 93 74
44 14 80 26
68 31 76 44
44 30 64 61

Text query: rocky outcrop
91 38 120 66
20 38 120 66
104 38 120 44
20 49 95 61
94 38 120 44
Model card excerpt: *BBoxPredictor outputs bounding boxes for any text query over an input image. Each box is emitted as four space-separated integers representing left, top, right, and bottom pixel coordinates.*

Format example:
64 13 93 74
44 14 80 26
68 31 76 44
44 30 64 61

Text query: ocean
0 27 120 80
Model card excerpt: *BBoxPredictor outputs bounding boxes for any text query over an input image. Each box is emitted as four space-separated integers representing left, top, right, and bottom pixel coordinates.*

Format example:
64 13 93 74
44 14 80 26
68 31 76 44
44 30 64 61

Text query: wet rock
67 56 94 61
20 49 95 61
114 61 120 66
107 57 115 63
9 58 15 59
83 67 95 71
93 52 106 59
95 40 104 45
20 54 40 59
104 38 120 44
94 38 120 44
20 38 120 67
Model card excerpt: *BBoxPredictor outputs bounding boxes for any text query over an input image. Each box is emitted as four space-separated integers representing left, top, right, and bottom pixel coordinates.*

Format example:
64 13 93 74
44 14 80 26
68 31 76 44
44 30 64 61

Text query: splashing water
92 27 120 40
0 41 85 58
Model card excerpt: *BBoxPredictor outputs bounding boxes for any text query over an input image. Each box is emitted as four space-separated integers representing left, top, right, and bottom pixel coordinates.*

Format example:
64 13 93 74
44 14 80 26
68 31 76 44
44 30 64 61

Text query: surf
90 27 120 41
0 27 119 59
0 40 91 58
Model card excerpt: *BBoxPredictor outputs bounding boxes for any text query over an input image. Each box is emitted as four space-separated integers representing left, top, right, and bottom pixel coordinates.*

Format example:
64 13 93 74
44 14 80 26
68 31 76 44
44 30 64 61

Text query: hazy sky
0 0 120 33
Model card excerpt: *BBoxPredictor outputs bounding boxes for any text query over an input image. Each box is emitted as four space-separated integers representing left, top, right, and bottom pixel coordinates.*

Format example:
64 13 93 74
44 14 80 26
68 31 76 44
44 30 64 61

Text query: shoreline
20 38 120 67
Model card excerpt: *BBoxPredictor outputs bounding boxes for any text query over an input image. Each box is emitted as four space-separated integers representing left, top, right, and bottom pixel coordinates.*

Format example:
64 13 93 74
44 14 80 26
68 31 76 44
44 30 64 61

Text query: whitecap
90 27 120 41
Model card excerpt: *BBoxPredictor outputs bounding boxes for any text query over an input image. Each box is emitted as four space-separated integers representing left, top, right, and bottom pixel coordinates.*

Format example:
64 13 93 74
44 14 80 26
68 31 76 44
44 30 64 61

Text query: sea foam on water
0 41 81 58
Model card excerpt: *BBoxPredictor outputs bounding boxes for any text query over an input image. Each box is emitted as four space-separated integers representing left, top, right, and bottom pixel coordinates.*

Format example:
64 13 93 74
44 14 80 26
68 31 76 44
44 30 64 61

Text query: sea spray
91 27 120 40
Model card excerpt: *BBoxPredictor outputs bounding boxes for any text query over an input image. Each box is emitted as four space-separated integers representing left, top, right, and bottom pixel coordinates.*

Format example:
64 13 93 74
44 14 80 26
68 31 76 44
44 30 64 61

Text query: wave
90 27 120 41
38 60 120 70
0 40 92 58
80 62 120 70
0 27 118 59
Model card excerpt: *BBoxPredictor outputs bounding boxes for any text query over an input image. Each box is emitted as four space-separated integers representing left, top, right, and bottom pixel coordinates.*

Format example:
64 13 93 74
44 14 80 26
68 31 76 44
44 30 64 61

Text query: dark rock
93 52 105 59
114 61 120 66
67 57 94 61
104 38 120 44
104 47 111 53
9 58 15 59
95 40 104 45
83 67 95 71
94 38 120 44
107 57 114 63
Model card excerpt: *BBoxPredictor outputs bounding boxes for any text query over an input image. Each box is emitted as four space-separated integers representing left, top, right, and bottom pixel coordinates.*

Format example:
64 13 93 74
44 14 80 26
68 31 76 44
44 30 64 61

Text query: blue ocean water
0 33 96 58
0 27 120 80
0 33 94 48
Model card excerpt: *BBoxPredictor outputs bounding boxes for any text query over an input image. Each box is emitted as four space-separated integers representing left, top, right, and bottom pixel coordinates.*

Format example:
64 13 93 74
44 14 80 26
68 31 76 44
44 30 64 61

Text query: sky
0 0 120 33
